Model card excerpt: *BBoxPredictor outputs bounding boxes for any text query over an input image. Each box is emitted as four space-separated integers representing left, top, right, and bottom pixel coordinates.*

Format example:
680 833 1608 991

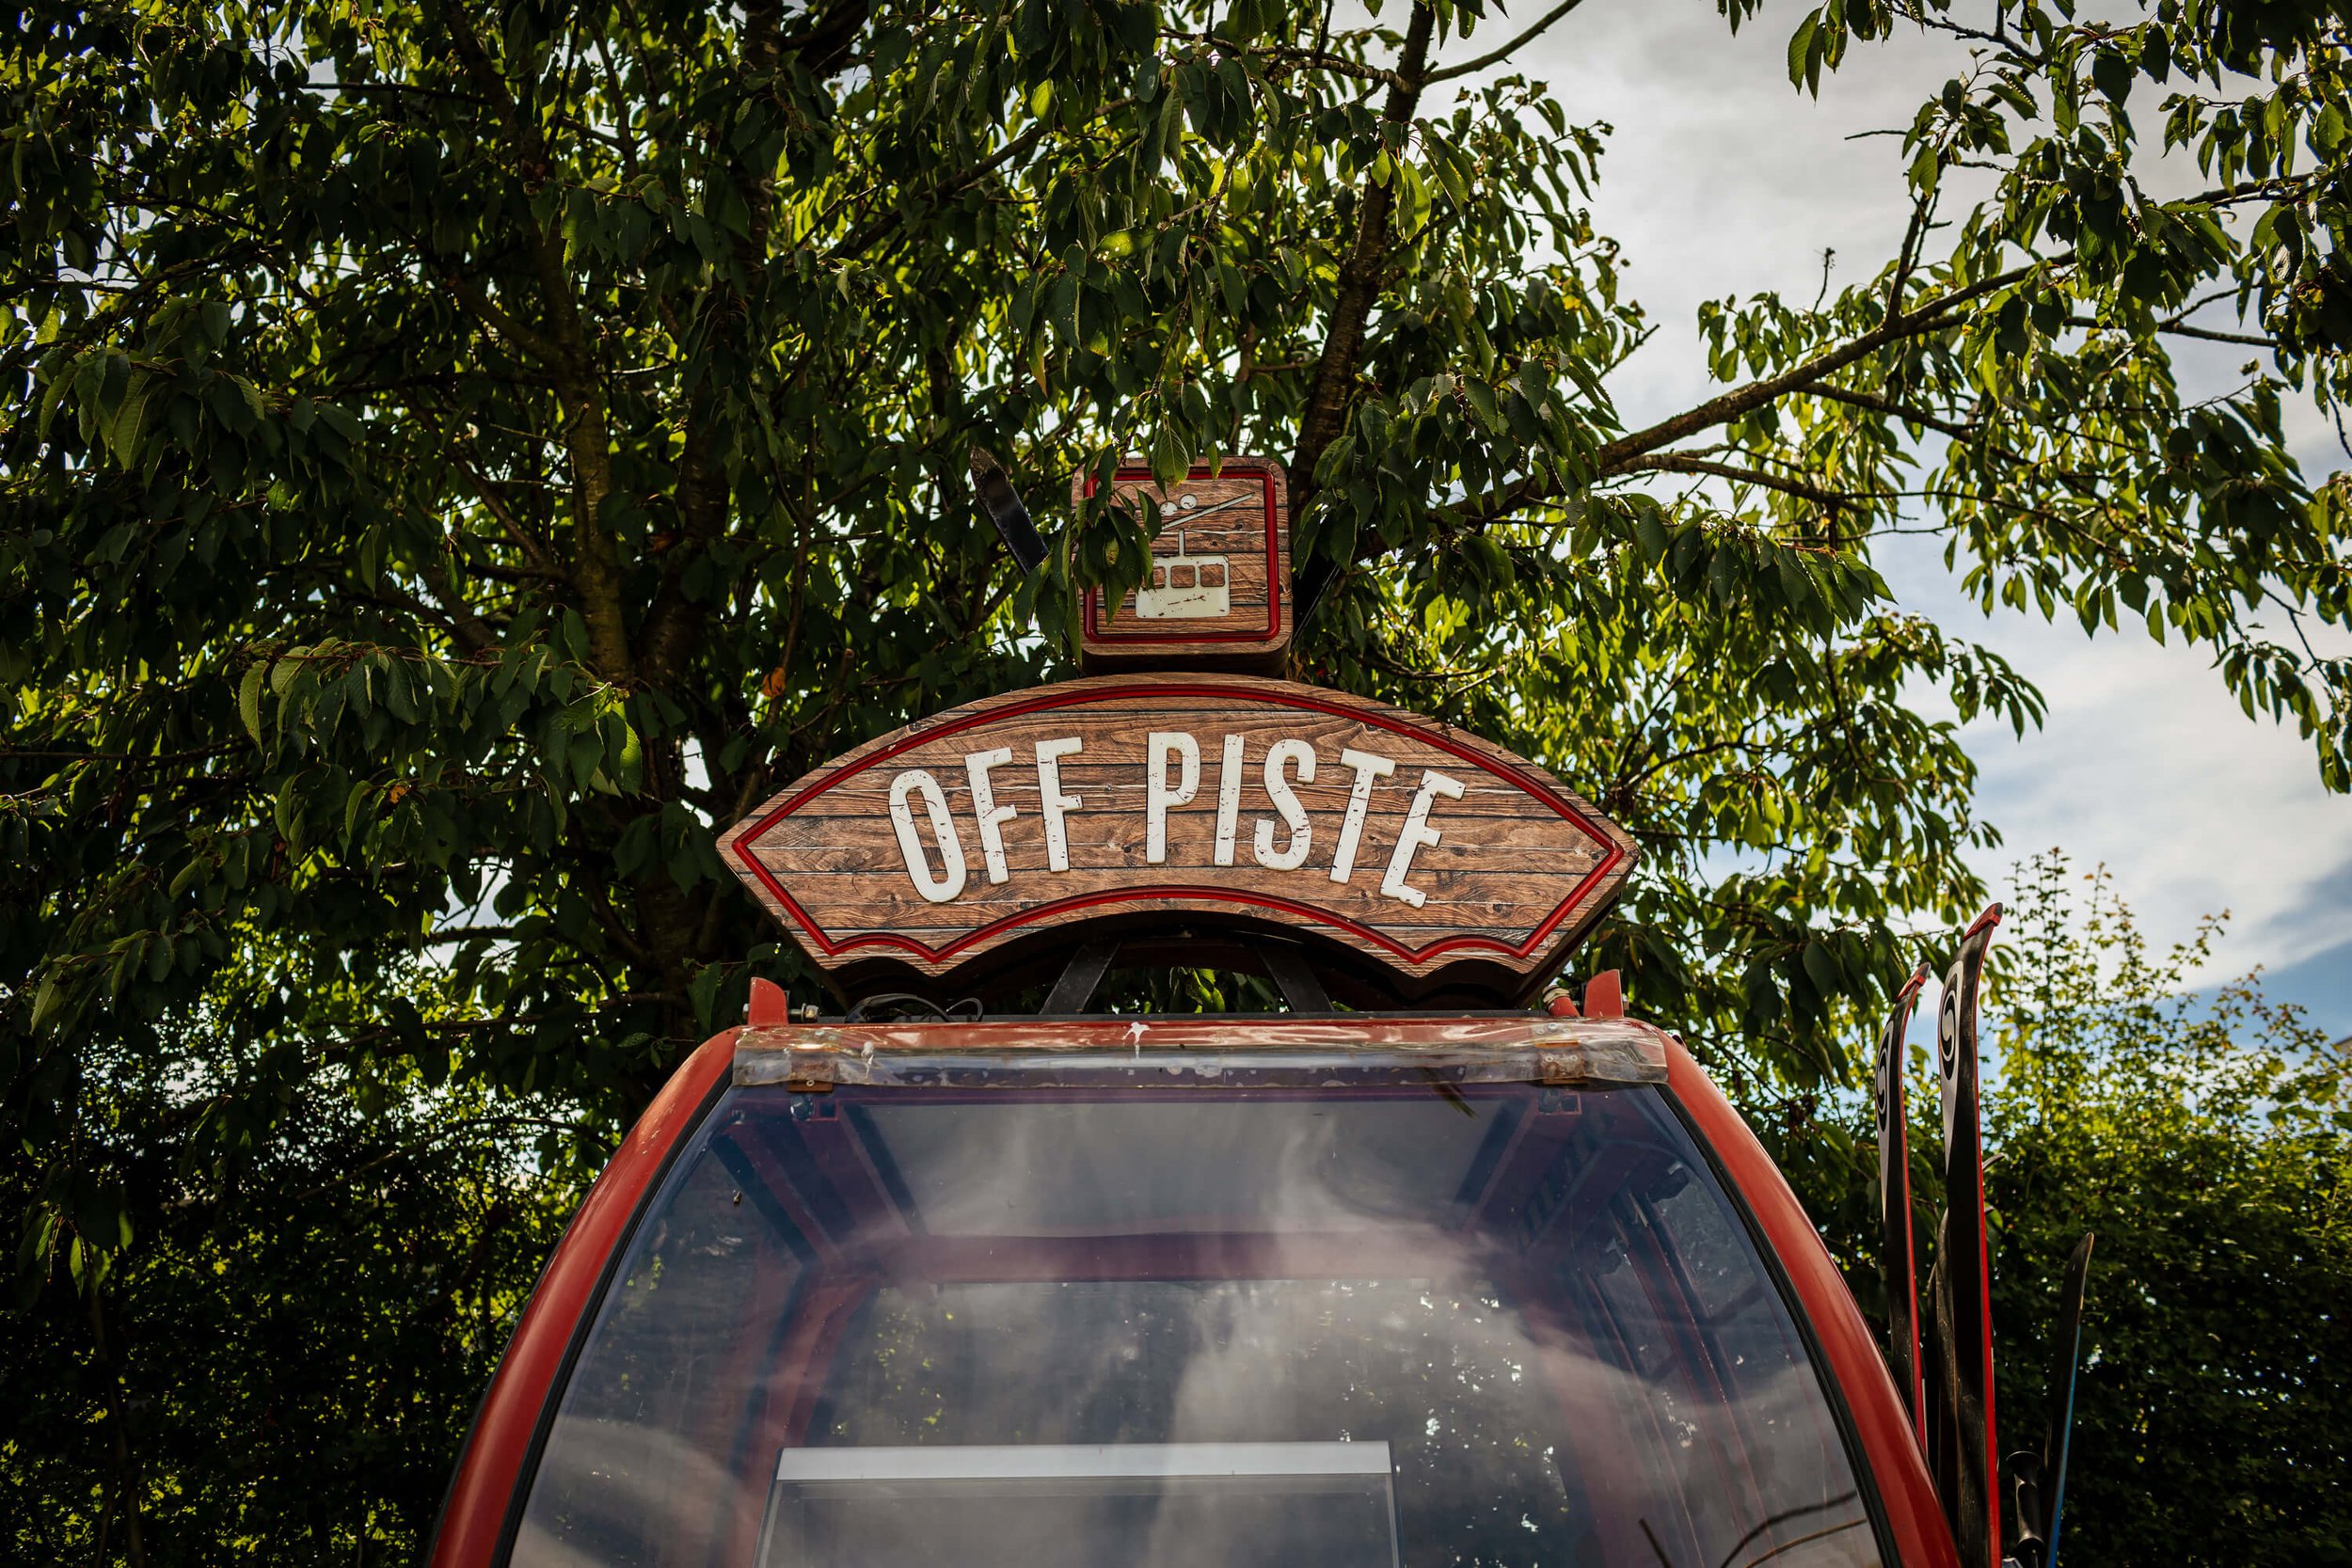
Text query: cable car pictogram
1136 491 1252 619
1136 524 1231 619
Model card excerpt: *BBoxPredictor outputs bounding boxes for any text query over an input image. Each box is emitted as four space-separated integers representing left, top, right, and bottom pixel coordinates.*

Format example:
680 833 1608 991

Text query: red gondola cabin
431 462 2074 1568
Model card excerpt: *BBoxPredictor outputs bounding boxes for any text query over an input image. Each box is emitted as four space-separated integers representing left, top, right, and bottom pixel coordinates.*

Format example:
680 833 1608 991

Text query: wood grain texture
1074 458 1292 668
723 673 1637 990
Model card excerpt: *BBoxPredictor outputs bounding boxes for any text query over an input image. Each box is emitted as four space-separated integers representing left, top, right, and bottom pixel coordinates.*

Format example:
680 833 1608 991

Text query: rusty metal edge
731 1016 1673 1089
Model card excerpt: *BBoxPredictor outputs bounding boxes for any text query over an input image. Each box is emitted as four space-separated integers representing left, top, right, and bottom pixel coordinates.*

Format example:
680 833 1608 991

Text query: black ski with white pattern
1935 905 2002 1568
1875 963 1931 1450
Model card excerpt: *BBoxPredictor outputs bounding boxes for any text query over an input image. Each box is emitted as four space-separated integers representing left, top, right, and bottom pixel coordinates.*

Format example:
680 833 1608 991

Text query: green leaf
1788 10 1823 97
273 774 304 845
239 661 267 745
103 372 154 467
28 975 64 1033
1633 503 1668 564
269 649 306 698
2090 46 2133 107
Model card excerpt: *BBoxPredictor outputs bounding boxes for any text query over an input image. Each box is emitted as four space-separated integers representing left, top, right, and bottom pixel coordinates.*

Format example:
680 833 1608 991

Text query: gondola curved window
509 1064 1878 1568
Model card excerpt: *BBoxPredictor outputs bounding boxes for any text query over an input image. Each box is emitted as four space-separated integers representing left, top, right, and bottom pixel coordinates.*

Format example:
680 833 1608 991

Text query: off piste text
884 731 1464 907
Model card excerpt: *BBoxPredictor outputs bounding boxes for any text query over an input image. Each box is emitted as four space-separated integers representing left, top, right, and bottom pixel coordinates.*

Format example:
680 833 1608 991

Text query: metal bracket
784 1048 836 1093
1041 940 1119 1014
735 1017 1675 1089
1260 941 1331 1014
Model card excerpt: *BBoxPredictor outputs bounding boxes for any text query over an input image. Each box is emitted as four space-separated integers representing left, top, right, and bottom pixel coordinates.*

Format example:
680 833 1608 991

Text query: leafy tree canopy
1982 856 2351 1566
6 0 2349 1397
1762 852 2352 1568
0 942 572 1562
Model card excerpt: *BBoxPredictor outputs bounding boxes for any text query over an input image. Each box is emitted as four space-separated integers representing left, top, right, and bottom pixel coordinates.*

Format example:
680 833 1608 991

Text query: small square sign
1073 457 1291 671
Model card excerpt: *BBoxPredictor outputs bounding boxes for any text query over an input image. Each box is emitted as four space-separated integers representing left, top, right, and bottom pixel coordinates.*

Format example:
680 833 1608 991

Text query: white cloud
1883 531 2352 985
1429 4 2350 1020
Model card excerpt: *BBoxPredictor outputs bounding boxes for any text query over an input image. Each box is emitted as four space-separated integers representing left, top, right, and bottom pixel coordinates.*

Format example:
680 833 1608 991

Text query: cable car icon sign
1136 529 1229 619
1135 491 1255 619
1075 457 1291 669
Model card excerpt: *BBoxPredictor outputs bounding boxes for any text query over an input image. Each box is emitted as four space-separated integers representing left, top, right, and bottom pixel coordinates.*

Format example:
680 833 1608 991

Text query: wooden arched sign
722 674 1637 1001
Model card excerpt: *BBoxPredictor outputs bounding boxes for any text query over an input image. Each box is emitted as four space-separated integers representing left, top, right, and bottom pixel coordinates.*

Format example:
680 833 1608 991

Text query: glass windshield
512 1075 1879 1568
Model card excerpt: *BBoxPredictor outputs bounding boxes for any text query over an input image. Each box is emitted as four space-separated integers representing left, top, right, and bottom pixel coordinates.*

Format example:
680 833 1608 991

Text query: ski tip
1896 963 1931 1004
1964 902 2004 940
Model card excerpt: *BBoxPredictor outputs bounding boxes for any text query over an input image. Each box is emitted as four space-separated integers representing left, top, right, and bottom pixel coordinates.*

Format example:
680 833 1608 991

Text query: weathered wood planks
723 673 1637 995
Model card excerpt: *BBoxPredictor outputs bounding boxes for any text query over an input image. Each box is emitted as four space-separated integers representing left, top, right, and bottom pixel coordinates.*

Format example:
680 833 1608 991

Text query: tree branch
1454 255 2074 533
767 0 871 78
442 7 635 681
1606 258 2062 464
1809 383 1980 442
87 1287 149 1568
419 925 520 944
2160 322 2276 348
827 100 1135 262
1424 0 1594 85
418 555 502 656
1621 453 1852 509
1885 184 1935 325
445 437 568 578
1291 1 1438 619
2069 310 2277 348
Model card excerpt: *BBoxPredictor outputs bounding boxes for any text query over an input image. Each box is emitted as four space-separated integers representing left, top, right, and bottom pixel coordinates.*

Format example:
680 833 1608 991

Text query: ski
1935 904 2002 1568
2042 1233 2094 1568
1874 962 1931 1449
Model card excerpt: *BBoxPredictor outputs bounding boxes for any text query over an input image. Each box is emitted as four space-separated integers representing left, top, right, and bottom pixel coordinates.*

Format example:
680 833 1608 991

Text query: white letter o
888 769 968 904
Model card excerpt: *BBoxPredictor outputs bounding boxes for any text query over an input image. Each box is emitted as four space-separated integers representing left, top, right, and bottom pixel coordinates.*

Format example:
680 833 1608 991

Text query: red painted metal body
1665 1039 1961 1568
426 1029 737 1568
431 1020 1960 1567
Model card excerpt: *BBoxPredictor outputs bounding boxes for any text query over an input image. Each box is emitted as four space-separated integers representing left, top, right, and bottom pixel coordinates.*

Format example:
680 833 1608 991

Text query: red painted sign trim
1080 466 1283 644
725 679 1629 967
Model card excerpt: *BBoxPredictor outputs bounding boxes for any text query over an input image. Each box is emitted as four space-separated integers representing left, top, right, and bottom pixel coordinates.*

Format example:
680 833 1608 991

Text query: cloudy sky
1438 4 2350 1034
